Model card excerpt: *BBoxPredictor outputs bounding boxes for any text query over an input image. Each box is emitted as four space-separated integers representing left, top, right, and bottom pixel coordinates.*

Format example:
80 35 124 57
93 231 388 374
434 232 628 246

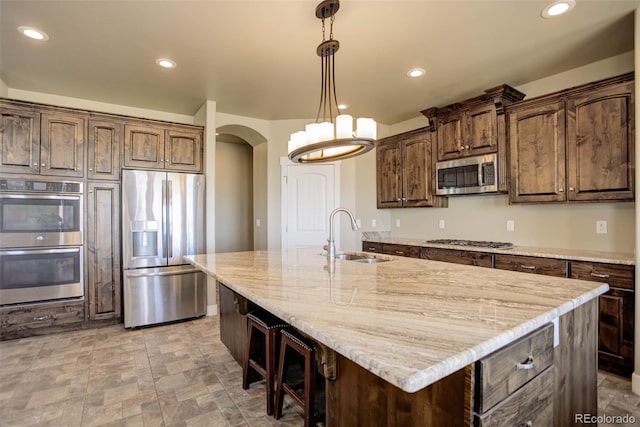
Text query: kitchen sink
333 253 391 263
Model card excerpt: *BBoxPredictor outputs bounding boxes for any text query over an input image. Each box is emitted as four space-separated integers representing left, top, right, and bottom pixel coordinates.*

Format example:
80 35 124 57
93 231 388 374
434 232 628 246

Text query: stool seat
243 309 289 416
274 328 320 427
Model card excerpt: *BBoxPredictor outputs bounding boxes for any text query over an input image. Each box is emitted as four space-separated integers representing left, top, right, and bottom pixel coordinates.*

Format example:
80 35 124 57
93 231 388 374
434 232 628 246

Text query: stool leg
242 322 254 390
303 349 316 427
274 338 288 419
265 329 276 415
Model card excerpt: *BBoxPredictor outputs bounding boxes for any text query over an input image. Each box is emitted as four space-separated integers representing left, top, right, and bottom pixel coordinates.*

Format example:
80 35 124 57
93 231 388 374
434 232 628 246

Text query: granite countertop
185 249 608 393
363 236 635 265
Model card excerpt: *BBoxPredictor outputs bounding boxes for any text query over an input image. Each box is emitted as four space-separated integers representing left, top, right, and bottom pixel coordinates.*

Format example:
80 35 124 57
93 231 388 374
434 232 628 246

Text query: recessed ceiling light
155 58 177 69
541 0 575 18
407 68 426 78
338 104 348 110
17 26 49 41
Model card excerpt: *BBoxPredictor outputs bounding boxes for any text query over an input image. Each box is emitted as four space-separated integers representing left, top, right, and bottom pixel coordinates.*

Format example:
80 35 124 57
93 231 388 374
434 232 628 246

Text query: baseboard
632 372 640 395
206 304 218 317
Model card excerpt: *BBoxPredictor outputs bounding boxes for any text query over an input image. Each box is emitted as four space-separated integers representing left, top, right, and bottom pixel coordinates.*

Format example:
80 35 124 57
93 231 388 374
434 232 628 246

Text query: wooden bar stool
242 309 289 415
274 328 319 427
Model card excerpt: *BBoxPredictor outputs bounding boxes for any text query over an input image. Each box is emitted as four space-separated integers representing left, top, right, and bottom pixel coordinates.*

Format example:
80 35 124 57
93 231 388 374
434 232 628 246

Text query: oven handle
0 247 80 256
125 268 201 278
0 194 81 201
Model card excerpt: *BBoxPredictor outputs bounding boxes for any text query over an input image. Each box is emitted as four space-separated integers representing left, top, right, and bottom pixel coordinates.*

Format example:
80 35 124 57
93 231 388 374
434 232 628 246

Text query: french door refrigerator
122 169 206 328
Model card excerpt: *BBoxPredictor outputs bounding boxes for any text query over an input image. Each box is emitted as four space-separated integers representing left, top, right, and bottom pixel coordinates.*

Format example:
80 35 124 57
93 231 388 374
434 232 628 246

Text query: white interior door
281 160 339 250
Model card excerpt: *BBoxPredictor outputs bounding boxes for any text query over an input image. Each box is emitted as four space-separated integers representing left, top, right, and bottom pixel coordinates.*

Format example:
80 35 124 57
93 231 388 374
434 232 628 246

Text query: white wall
355 51 636 253
0 78 8 97
215 141 253 253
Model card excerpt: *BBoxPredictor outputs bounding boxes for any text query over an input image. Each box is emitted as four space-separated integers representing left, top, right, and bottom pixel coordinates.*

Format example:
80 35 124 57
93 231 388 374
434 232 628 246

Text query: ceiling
0 0 636 125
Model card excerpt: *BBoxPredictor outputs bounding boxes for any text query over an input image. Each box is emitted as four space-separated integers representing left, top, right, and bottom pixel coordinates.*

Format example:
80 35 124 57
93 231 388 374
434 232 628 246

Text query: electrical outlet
395 219 401 228
255 219 261 228
356 219 362 228
506 220 515 232
596 220 607 234
371 219 377 228
438 219 445 229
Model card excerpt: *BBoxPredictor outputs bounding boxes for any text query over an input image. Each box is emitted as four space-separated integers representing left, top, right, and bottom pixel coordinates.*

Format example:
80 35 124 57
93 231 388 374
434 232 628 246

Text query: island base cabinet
218 283 257 365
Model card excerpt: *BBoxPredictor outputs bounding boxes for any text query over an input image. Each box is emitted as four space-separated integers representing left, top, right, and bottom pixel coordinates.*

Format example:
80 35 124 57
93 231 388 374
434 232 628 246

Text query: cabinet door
86 182 121 321
362 241 383 253
401 132 433 207
0 105 41 175
382 244 420 258
466 103 497 156
570 260 634 376
87 120 122 180
40 112 85 177
494 254 567 277
566 81 634 201
165 128 203 172
436 114 464 160
376 137 403 208
123 124 165 169
508 99 566 203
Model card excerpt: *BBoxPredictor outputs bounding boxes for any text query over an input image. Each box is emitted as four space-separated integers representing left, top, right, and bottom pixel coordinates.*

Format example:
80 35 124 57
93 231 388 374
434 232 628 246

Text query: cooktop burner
425 239 514 249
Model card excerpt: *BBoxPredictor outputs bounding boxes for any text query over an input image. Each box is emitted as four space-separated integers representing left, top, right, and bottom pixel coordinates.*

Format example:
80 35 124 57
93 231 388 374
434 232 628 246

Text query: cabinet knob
465 145 470 150
569 187 575 191
160 158 164 162
33 162 39 166
89 168 93 171
558 188 564 193
41 163 46 167
516 355 535 370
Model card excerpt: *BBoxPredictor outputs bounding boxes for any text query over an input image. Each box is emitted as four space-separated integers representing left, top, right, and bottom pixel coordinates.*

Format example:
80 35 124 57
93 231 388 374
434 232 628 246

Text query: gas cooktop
424 239 514 249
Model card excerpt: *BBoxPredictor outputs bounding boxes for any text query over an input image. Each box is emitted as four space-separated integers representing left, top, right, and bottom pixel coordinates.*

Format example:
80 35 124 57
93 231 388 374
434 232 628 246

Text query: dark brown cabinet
86 182 121 322
0 101 85 177
382 244 420 258
570 261 634 376
88 119 122 180
376 127 446 209
494 254 568 277
422 85 525 162
420 247 493 268
0 300 85 340
0 103 41 175
509 73 634 204
362 241 383 253
219 282 258 365
124 123 203 172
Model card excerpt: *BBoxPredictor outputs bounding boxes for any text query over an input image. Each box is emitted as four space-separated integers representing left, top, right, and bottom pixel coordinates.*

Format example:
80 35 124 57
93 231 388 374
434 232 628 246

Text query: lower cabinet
570 261 635 376
382 244 420 258
219 282 258 365
420 247 493 268
494 254 568 277
86 182 121 321
362 241 383 253
0 300 85 340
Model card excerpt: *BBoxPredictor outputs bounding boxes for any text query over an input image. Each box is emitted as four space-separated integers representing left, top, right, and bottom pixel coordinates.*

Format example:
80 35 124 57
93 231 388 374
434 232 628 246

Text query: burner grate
425 239 514 249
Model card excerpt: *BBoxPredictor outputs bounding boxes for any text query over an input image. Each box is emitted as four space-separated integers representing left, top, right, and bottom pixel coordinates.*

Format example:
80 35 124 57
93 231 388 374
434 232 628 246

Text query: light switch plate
596 220 607 234
395 219 401 227
371 219 377 228
438 219 445 229
356 219 362 228
506 220 515 232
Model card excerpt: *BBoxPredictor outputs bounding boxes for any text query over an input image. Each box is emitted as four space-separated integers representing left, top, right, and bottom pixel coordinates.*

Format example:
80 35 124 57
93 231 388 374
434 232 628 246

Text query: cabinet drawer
570 261 634 291
1 301 85 340
494 254 567 277
476 323 554 413
362 241 383 253
420 248 493 268
475 366 554 427
382 244 420 258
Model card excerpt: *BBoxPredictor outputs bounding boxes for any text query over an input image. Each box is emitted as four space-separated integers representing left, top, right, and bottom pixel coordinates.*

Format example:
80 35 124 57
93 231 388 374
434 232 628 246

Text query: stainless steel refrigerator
122 169 206 328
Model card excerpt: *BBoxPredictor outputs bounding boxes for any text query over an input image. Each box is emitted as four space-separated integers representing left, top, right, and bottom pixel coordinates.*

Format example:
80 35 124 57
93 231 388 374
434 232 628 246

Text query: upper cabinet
422 85 525 162
88 118 122 180
376 127 447 208
509 73 634 204
0 101 86 177
124 123 203 173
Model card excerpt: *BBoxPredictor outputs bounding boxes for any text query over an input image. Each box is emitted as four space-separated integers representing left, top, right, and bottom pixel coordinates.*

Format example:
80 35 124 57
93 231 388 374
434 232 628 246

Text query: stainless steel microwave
435 153 499 195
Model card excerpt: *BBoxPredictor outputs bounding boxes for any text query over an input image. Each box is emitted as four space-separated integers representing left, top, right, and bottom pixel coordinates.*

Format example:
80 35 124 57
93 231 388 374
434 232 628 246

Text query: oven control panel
0 179 81 193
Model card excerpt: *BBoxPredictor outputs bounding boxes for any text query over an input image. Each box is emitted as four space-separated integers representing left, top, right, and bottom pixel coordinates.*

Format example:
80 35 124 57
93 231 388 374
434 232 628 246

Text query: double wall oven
0 178 84 305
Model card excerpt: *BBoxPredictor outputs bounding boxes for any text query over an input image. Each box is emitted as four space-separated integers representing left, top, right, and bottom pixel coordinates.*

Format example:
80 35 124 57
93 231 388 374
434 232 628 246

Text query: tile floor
0 315 639 427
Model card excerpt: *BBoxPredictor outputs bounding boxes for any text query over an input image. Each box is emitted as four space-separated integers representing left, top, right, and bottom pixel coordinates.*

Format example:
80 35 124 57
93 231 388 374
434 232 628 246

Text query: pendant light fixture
288 0 377 163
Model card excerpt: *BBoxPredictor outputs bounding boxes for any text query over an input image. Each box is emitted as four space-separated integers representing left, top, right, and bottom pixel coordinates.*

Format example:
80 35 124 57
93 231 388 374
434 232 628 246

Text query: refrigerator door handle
125 268 201 278
167 180 173 259
162 179 167 259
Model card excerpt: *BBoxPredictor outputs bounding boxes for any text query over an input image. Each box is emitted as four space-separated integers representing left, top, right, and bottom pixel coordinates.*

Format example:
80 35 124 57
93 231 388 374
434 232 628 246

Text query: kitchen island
185 249 608 426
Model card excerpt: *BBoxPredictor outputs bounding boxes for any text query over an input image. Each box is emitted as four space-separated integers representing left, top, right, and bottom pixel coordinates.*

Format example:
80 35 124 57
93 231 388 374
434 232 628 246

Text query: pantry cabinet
87 119 122 180
509 73 634 204
376 127 446 208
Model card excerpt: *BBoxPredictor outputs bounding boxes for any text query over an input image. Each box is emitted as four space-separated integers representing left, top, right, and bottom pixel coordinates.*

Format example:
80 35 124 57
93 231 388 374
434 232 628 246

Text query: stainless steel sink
334 253 391 263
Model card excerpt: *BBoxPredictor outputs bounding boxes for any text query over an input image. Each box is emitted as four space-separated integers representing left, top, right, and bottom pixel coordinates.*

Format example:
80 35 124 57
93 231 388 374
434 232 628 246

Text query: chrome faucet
325 207 359 260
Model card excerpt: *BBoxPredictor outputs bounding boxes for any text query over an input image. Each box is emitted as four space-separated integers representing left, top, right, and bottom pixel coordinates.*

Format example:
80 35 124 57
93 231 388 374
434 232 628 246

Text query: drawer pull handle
519 421 533 427
516 355 534 370
520 265 536 271
395 251 404 255
368 247 377 251
590 272 610 279
33 315 56 322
